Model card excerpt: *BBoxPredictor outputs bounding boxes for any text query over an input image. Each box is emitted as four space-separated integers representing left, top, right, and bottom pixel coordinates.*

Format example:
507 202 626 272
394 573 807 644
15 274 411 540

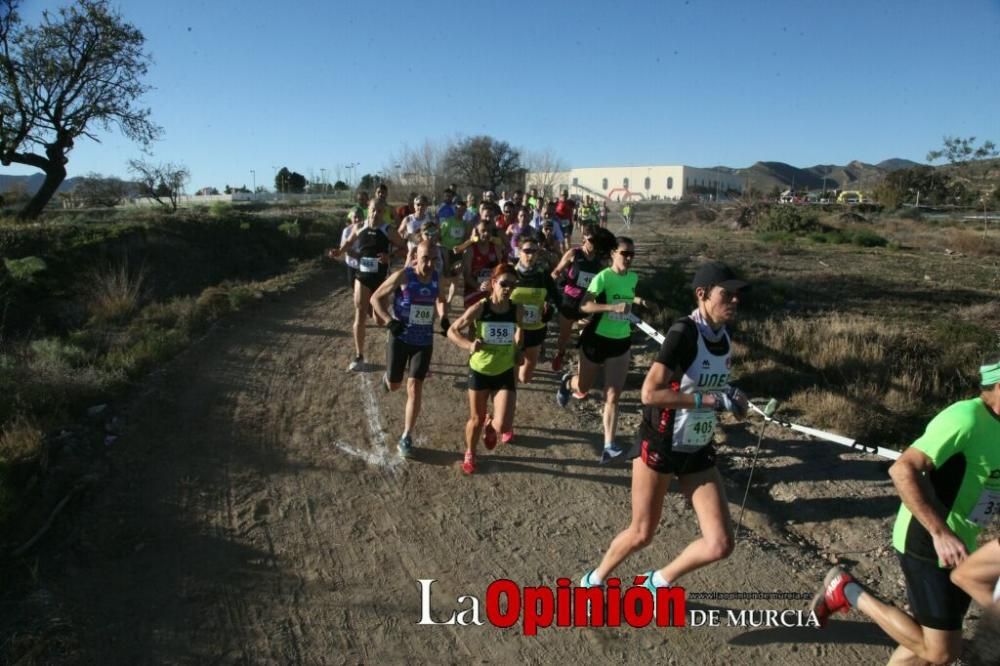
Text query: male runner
812 355 1000 665
371 241 449 457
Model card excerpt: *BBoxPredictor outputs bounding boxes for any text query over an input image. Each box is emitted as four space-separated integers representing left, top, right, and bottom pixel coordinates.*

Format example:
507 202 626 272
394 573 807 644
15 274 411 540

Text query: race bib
450 225 465 239
968 488 1000 526
482 322 515 345
607 300 632 321
359 256 380 273
408 304 433 326
522 305 541 325
679 411 716 449
576 271 596 289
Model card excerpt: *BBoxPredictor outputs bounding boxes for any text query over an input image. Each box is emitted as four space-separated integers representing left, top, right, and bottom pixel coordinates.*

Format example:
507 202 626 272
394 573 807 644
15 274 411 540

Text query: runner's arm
578 292 625 315
447 300 485 352
370 269 406 323
550 249 575 281
889 447 968 567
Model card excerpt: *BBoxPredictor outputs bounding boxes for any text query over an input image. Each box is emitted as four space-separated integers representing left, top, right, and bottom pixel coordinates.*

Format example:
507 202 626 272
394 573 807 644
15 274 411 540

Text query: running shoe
462 450 476 475
810 565 855 627
398 433 413 458
501 430 514 445
600 443 627 464
382 373 391 392
556 373 573 408
348 355 365 372
638 570 659 616
550 352 564 372
483 414 497 450
579 570 604 619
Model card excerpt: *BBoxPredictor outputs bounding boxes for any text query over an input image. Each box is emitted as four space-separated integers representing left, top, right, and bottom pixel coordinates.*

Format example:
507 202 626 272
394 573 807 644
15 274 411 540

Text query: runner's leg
519 344 541 383
854 598 962 665
353 281 369 358
494 386 516 434
465 389 488 455
405 378 423 435
658 467 734 584
556 313 574 357
593 457 670 580
601 350 630 444
950 538 1000 607
573 351 599 395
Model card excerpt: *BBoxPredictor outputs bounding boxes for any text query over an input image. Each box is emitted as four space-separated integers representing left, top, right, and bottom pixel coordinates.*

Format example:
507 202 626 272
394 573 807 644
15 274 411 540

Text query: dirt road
9 220 936 664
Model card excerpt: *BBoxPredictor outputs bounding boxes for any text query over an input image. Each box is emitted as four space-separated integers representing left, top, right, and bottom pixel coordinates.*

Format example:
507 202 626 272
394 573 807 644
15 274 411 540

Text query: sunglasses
521 248 538 254
497 280 517 289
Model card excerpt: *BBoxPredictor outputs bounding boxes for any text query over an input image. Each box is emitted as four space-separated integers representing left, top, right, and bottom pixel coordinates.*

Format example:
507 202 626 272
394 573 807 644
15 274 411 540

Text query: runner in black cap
578 261 751 602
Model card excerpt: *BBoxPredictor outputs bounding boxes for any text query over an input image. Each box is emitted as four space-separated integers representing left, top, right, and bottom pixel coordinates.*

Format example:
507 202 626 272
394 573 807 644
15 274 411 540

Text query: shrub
757 206 821 234
278 220 302 238
3 256 46 283
85 262 147 324
850 228 888 247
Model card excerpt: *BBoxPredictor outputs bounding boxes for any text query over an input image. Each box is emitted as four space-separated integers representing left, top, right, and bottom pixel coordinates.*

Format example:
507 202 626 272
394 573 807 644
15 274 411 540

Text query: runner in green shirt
812 354 1000 664
555 236 653 462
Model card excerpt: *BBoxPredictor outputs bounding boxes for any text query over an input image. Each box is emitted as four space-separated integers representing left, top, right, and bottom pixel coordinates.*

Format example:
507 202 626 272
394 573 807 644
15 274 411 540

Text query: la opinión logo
417 577 686 635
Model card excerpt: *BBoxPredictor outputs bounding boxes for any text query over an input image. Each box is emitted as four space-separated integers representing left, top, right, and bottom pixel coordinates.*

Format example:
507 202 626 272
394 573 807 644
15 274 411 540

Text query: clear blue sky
9 0 1000 191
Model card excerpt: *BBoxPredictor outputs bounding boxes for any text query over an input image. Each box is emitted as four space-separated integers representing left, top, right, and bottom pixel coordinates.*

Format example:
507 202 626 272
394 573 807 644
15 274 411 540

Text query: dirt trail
10 220 924 664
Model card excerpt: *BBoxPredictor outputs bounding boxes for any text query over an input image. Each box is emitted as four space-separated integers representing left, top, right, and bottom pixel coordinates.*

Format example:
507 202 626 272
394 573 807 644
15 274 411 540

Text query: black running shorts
580 332 631 365
521 327 547 349
558 294 584 320
468 367 516 392
386 336 433 382
628 438 717 477
897 551 971 631
355 266 387 292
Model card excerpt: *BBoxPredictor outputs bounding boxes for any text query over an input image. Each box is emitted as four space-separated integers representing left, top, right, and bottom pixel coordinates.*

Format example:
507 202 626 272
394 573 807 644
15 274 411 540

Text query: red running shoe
501 429 514 445
483 414 497 450
810 566 855 627
550 352 564 372
462 450 476 475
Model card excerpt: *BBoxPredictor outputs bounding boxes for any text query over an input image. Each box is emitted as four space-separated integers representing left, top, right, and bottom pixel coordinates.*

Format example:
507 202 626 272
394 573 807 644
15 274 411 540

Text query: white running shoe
348 355 365 372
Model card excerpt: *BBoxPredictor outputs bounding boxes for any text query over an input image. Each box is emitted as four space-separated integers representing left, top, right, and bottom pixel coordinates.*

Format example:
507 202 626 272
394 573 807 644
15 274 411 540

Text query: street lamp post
250 169 256 200
271 166 277 198
320 168 327 196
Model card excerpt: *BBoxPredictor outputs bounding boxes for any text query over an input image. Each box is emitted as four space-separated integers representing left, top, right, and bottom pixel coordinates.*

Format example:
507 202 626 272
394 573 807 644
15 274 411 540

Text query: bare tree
389 139 447 196
72 172 131 207
524 148 567 197
128 159 189 210
0 0 161 219
442 136 523 194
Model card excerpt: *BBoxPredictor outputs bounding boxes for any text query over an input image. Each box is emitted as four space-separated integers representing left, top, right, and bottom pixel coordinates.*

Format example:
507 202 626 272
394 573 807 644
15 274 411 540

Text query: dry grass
732 313 978 445
85 262 148 324
943 228 1000 257
0 415 43 464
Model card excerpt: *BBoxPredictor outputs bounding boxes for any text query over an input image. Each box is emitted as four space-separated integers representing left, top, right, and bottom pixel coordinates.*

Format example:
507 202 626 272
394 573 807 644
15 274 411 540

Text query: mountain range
0 158 926 197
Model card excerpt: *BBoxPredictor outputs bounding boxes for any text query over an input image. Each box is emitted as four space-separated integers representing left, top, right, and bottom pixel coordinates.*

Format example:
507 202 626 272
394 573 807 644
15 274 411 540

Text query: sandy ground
5 219 988 665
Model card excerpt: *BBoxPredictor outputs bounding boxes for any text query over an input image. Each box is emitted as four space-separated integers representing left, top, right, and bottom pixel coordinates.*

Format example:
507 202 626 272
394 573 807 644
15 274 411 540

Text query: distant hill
733 158 925 193
0 173 81 194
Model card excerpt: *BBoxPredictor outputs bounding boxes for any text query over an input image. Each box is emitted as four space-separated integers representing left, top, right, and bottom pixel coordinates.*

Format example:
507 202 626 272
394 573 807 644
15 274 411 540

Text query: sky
8 0 1000 191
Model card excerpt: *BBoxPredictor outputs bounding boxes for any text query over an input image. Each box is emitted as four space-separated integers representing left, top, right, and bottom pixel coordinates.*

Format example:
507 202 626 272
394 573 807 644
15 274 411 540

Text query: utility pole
250 169 256 200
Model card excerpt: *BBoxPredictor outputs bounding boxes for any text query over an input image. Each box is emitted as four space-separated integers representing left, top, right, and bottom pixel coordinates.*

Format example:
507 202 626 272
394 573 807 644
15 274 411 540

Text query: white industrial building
528 165 744 201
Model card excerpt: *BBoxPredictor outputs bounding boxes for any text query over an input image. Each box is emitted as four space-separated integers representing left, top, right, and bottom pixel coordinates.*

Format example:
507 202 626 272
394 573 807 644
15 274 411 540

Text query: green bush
3 256 46 283
278 220 302 238
850 229 888 247
757 206 821 234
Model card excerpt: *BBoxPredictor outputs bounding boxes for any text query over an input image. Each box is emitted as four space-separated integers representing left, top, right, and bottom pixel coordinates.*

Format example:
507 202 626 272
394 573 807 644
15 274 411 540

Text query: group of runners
330 184 999 664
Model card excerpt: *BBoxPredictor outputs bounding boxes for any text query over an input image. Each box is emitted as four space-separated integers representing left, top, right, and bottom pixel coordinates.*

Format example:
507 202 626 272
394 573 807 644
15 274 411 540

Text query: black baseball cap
691 262 749 291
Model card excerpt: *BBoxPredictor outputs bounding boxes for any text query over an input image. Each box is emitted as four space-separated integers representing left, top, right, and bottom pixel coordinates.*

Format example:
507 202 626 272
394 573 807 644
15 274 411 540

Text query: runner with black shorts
510 236 559 389
447 264 522 474
556 236 655 461
549 223 610 372
336 200 404 371
371 240 449 458
578 261 750 600
461 216 503 308
812 354 1000 665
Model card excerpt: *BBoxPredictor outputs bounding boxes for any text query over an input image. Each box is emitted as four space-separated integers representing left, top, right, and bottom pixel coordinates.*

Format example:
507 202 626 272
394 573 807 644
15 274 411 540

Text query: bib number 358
483 323 514 345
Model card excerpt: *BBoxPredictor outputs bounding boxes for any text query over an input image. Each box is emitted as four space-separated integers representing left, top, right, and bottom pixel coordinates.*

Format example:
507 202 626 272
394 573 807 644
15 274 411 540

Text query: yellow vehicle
837 190 870 204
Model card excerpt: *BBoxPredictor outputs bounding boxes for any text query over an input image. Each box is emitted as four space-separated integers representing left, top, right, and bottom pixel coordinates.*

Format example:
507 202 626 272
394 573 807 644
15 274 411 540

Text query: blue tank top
392 267 439 346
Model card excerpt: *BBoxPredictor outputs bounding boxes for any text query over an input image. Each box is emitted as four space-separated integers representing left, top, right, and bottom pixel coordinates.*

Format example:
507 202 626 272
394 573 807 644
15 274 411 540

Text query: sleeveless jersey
392 267 439 346
354 225 391 274
642 321 732 453
562 248 603 300
469 299 517 375
510 265 554 332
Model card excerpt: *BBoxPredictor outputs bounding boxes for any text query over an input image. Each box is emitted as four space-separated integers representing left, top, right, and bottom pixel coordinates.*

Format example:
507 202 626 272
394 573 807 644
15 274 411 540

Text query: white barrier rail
628 314 902 461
